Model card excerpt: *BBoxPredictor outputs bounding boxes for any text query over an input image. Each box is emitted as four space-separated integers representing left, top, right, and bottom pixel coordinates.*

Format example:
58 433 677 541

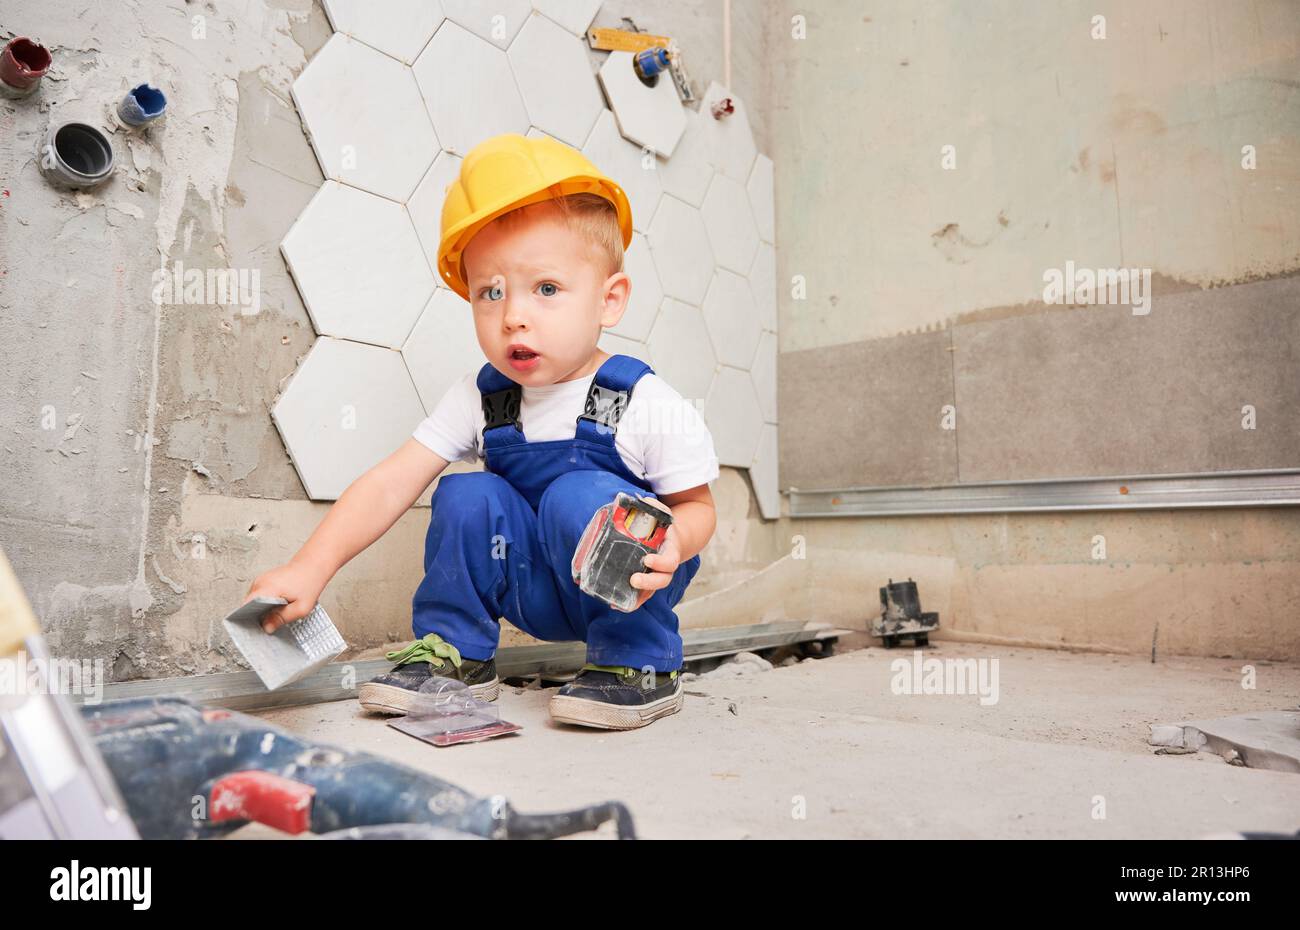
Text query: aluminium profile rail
788 469 1300 517
73 621 845 713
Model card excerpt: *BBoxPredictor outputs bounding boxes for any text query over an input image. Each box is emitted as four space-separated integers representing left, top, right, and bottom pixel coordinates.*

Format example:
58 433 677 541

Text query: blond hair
493 192 624 278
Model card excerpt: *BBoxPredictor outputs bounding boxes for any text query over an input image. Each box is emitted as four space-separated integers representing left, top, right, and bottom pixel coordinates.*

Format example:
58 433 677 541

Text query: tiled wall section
779 329 957 489
780 274 1300 490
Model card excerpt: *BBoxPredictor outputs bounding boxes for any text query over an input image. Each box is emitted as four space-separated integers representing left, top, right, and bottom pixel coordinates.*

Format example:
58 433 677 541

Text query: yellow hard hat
436 133 634 301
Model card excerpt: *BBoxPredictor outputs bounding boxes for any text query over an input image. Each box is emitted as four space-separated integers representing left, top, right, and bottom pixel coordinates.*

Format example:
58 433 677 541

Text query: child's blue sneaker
548 664 683 730
359 633 499 715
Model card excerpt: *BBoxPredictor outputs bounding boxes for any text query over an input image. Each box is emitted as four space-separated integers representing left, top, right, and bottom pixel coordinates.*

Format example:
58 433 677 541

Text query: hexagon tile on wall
281 181 433 349
275 9 782 517
291 33 438 202
272 338 426 500
320 0 446 65
509 13 604 148
599 50 685 157
413 20 529 156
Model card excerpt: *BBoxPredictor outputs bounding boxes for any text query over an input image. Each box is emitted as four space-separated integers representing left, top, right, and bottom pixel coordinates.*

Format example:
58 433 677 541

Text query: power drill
571 492 674 612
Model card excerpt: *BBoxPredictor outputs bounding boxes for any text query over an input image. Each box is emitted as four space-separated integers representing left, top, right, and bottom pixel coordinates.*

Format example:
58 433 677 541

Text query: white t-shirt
412 367 721 496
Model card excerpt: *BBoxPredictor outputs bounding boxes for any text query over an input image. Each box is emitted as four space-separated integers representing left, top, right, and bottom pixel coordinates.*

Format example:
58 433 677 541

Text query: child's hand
628 525 683 611
245 561 328 634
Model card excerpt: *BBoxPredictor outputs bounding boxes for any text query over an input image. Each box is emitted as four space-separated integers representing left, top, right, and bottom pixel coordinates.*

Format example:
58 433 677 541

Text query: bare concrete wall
772 0 1300 487
759 0 1300 659
0 0 774 679
769 0 1300 350
0 0 337 677
680 499 1300 662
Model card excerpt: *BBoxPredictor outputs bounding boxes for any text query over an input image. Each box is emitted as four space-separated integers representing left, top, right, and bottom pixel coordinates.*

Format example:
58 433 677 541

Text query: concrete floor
249 642 1300 839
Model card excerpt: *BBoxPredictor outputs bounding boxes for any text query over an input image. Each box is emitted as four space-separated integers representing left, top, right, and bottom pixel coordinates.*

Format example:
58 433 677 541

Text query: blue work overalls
411 354 702 672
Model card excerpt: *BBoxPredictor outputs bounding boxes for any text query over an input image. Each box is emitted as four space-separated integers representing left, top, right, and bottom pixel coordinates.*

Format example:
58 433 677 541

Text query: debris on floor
682 650 775 681
1149 710 1300 773
251 646 1300 840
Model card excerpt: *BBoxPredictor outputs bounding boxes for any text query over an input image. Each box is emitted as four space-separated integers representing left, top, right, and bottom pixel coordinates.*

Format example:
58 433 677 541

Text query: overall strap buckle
482 386 522 433
577 383 629 435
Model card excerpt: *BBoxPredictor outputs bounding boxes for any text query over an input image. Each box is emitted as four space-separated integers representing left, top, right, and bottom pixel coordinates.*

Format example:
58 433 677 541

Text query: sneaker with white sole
548 664 683 730
358 633 500 715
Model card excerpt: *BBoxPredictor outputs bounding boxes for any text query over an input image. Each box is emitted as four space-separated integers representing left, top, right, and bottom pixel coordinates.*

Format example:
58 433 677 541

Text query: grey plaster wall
0 0 772 678
767 0 1300 488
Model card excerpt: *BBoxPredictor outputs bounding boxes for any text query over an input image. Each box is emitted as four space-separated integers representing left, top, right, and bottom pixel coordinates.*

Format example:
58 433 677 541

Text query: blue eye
538 282 558 297
482 284 503 301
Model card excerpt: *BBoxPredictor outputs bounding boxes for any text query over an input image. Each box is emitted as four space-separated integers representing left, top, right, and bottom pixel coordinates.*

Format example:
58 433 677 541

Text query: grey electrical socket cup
39 121 115 189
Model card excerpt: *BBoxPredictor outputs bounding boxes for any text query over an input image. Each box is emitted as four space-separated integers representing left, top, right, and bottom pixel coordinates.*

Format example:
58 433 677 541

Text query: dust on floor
247 642 1300 839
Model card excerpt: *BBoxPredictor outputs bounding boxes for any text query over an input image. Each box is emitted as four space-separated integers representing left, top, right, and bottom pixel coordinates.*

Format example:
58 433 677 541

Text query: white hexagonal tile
658 107 713 208
531 0 601 36
749 423 780 519
291 34 439 202
704 365 763 469
402 289 485 413
282 181 434 348
749 240 777 332
701 268 761 370
747 153 774 244
645 195 713 306
701 173 759 276
507 13 604 148
598 331 652 365
598 51 686 157
407 151 462 282
272 337 426 500
321 0 445 64
413 21 529 156
646 298 717 404
750 330 777 424
699 81 757 182
582 109 662 233
609 232 662 342
441 0 531 49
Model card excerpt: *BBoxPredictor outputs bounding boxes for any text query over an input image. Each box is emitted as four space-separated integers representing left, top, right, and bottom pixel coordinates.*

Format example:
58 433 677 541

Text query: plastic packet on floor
387 678 522 747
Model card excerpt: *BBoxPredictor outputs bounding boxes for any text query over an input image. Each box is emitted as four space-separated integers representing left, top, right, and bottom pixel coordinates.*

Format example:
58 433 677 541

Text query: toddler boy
248 133 719 729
